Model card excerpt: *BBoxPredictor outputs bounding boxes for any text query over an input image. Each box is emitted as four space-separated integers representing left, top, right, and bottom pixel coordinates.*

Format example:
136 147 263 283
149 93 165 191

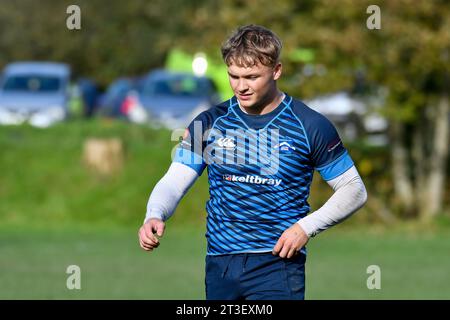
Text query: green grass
0 120 209 227
306 226 450 299
0 224 207 299
1 223 449 300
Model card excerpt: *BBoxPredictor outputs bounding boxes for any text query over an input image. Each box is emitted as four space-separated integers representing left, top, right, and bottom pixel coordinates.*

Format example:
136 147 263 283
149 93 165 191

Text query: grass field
1 223 449 300
0 120 210 227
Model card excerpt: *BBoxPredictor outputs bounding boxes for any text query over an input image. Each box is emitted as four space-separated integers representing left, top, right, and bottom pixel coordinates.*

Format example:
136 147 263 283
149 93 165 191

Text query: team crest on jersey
273 138 296 154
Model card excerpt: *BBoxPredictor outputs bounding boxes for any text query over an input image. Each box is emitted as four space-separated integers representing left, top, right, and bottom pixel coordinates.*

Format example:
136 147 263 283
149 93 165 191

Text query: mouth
238 93 253 101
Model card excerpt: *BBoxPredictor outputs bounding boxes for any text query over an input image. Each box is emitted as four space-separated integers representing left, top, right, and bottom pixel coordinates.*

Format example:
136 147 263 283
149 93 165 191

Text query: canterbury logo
216 137 236 149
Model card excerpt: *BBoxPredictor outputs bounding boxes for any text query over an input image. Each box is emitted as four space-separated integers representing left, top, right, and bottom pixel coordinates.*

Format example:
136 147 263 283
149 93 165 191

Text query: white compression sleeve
297 166 367 237
144 162 199 224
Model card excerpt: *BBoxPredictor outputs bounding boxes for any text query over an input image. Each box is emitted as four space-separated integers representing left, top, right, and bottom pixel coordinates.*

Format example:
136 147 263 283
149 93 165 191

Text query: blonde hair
221 24 282 68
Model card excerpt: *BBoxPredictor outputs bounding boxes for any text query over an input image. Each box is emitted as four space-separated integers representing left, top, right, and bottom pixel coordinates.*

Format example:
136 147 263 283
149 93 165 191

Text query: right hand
138 218 165 252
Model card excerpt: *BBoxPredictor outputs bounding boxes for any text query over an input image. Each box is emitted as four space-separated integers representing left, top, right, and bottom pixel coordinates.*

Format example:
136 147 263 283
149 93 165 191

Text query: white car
306 92 388 144
0 61 71 128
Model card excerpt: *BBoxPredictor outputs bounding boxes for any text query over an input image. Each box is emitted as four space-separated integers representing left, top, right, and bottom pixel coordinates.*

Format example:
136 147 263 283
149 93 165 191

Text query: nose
236 79 248 93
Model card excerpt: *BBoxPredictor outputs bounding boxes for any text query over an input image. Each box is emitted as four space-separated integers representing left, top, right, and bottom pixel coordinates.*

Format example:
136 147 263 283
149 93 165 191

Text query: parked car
96 77 141 119
121 69 221 129
305 92 388 144
0 61 71 127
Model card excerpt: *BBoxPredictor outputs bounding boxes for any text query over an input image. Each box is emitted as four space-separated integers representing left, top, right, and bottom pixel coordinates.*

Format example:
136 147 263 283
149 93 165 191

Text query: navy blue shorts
205 252 306 300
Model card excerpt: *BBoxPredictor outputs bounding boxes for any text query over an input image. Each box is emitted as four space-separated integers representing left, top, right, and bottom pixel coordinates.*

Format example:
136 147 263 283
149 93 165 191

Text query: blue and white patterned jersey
174 94 354 255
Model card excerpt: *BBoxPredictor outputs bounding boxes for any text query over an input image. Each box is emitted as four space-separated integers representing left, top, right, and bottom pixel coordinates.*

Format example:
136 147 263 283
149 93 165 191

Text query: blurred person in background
77 77 100 118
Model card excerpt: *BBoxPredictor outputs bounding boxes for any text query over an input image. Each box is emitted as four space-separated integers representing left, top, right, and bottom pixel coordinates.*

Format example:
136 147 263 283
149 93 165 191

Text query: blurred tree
0 0 194 85
291 0 449 220
1 0 448 219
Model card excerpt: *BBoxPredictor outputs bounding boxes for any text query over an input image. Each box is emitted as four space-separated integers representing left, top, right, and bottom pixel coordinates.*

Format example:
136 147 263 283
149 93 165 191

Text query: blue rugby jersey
174 94 354 255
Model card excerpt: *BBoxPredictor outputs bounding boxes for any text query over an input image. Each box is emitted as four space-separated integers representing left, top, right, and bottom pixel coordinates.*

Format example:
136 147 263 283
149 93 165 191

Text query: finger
140 230 158 247
140 243 152 251
140 232 161 249
156 222 165 237
149 223 163 240
142 236 160 250
279 242 291 258
140 237 152 249
272 238 285 255
140 227 157 243
139 238 153 251
287 247 297 259
139 235 151 248
143 225 159 244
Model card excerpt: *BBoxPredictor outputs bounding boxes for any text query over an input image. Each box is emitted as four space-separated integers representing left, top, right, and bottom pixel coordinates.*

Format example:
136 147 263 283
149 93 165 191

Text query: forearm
298 166 367 237
144 162 199 223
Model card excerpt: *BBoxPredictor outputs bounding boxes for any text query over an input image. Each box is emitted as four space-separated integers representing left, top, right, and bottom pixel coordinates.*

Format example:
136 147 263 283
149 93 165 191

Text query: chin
238 98 256 109
238 101 251 108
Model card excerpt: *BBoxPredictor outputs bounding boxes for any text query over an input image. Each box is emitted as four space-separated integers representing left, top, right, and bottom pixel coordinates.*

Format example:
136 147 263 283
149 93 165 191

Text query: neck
239 89 284 115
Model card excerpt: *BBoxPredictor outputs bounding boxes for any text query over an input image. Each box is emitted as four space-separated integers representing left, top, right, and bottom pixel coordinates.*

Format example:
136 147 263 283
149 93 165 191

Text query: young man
138 25 367 300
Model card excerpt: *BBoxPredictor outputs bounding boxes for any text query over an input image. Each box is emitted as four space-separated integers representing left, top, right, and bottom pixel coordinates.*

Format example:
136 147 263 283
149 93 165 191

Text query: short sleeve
173 112 208 175
307 113 354 181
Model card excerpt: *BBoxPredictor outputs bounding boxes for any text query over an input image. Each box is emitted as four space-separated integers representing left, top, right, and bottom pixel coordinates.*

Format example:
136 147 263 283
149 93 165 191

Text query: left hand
272 223 309 258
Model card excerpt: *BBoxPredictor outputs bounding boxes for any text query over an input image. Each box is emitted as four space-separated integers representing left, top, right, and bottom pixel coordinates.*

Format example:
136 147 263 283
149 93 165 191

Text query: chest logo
273 139 296 153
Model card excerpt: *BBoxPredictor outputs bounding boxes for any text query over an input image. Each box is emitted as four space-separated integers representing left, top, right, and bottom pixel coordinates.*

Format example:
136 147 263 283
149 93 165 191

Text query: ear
273 62 282 80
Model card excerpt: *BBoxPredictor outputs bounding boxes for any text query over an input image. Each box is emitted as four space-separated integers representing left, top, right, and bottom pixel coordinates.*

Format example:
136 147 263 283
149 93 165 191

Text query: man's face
227 61 282 109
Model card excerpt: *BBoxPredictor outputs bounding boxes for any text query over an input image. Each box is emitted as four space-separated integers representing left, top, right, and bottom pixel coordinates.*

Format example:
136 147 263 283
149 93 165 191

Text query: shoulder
289 97 339 142
289 98 334 130
189 99 231 131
